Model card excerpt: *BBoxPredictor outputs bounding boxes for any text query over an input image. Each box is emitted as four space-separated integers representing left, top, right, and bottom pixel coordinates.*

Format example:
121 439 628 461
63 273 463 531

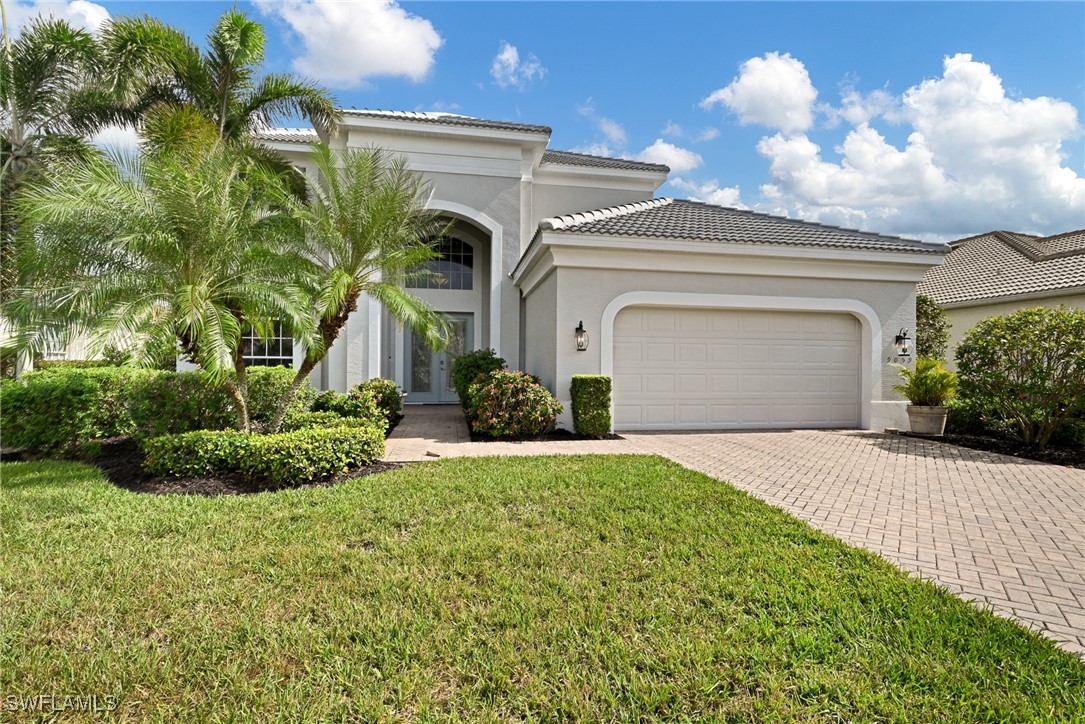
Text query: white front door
612 307 861 430
404 313 472 404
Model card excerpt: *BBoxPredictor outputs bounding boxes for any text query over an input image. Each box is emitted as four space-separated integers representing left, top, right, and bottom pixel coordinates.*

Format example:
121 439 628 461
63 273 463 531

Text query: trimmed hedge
143 423 385 485
246 366 316 423
281 410 374 432
1 367 157 452
467 370 562 438
311 385 388 431
570 375 612 437
35 359 118 371
127 371 234 440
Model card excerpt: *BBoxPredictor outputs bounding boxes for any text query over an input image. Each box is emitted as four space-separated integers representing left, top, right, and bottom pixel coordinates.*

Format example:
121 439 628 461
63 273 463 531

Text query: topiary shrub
916 294 951 360
467 370 562 439
356 378 402 426
246 366 316 423
1 367 158 453
956 306 1085 449
143 423 385 485
128 371 234 440
451 348 505 408
570 375 612 437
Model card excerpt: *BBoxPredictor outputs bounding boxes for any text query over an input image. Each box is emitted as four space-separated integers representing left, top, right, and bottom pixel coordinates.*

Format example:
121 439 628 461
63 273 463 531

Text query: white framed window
406 237 474 290
242 322 293 368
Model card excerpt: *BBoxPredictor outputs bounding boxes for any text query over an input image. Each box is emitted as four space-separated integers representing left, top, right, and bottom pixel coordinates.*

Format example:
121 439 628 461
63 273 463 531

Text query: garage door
613 307 861 430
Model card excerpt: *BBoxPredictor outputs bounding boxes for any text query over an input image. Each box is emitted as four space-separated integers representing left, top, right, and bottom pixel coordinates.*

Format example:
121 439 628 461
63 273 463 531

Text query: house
916 229 1085 368
255 110 948 432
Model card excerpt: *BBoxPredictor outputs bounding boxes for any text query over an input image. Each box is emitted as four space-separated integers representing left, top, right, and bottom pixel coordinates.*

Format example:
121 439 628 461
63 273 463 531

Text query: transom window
407 237 474 290
242 322 293 368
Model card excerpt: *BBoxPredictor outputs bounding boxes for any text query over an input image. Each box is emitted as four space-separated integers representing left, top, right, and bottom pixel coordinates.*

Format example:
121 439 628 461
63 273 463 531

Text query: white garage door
613 307 861 430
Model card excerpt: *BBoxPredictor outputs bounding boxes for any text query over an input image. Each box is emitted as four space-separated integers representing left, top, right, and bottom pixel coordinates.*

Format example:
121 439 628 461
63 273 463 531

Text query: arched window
407 237 473 290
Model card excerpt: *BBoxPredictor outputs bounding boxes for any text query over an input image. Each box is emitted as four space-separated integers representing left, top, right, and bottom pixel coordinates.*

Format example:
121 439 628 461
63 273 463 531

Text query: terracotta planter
907 405 948 436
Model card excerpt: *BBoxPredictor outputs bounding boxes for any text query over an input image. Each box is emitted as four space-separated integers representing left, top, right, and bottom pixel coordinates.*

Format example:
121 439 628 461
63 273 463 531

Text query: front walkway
384 406 1085 656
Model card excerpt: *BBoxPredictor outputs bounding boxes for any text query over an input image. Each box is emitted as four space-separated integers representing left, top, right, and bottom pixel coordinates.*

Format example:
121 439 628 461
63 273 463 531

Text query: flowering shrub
357 378 403 425
957 306 1085 449
451 348 505 409
467 370 562 438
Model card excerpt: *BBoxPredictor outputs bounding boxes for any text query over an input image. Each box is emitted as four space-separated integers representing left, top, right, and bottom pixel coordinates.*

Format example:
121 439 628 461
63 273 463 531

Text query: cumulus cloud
6 0 109 34
636 139 702 174
490 41 545 90
706 52 1085 239
256 0 442 88
701 51 818 134
670 177 744 208
577 98 627 146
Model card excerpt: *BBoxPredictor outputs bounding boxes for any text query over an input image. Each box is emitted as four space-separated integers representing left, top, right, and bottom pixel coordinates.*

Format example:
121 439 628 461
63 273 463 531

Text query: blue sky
10 1 1085 242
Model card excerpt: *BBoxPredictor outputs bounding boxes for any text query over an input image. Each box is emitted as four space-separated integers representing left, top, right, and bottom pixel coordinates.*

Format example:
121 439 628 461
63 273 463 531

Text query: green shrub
944 397 994 436
34 359 117 371
357 378 402 424
0 373 99 453
451 348 505 408
280 410 373 432
570 375 612 437
916 294 951 360
311 387 386 430
246 366 316 423
128 371 234 439
143 424 385 485
1 367 158 452
957 306 1085 449
467 370 562 439
893 357 957 407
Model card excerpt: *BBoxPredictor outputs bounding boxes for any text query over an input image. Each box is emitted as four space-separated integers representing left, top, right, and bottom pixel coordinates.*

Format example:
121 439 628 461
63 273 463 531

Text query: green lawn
2 455 1083 721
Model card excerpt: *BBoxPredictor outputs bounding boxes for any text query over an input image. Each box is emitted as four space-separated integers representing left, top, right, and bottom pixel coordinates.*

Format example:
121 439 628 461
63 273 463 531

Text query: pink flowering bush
466 370 562 438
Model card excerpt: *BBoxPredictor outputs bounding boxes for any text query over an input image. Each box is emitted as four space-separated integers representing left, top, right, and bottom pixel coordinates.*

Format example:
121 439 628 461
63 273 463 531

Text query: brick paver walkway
385 407 1085 655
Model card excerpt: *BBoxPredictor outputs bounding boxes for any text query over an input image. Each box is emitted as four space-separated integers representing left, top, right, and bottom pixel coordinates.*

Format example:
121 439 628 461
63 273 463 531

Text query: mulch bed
903 432 1085 469
468 428 623 443
4 437 402 496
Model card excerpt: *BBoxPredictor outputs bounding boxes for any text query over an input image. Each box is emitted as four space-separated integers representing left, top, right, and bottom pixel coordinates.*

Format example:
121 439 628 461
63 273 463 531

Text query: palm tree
97 9 339 147
267 143 450 432
11 133 313 431
1 12 105 306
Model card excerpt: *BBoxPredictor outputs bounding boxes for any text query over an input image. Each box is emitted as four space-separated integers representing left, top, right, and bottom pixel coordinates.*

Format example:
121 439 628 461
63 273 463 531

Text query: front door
405 313 472 403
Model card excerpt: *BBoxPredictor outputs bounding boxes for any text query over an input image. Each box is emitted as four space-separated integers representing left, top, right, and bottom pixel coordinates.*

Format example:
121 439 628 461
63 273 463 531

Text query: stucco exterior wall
944 292 1085 369
528 259 920 432
532 184 650 225
521 267 558 391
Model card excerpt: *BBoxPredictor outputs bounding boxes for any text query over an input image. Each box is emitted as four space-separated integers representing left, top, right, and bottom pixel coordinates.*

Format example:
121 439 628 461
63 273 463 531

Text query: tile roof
539 198 946 255
255 127 319 143
917 229 1085 305
341 109 551 135
541 149 669 174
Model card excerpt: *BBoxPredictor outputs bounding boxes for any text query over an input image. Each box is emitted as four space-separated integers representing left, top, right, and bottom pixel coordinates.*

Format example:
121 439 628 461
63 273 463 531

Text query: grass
2 455 1083 721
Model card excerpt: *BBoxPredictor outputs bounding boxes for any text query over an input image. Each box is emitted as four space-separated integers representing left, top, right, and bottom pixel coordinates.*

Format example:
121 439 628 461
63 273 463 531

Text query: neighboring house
916 229 1085 368
256 110 946 432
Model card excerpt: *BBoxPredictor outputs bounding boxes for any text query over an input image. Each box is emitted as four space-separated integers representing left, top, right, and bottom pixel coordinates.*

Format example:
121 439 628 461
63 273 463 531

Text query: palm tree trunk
227 345 250 432
267 358 318 433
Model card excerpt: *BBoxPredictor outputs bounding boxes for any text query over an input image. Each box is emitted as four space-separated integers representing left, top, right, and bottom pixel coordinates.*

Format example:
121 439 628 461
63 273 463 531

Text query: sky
7 0 1085 243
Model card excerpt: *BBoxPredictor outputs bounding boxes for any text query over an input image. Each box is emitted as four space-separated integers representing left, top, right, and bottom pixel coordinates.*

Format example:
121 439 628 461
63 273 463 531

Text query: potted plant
893 357 958 435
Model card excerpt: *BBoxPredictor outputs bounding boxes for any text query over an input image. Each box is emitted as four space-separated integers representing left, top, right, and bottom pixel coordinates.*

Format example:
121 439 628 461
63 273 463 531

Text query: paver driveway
626 429 1085 656
386 408 1085 655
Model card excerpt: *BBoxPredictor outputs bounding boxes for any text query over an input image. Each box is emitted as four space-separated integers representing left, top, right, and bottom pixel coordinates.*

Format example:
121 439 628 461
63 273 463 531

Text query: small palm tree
267 143 449 432
11 134 313 430
97 9 339 145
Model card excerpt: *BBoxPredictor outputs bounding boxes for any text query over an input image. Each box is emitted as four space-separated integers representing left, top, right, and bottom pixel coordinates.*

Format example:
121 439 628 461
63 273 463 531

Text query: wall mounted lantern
894 328 913 357
574 321 589 352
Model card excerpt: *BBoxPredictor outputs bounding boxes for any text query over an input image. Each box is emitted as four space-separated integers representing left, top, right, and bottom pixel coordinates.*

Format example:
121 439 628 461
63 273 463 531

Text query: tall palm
11 134 313 430
268 143 450 432
1 12 104 304
97 9 339 146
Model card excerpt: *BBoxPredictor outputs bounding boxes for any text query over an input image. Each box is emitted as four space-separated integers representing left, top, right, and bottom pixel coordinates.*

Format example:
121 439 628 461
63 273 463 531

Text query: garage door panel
614 307 860 430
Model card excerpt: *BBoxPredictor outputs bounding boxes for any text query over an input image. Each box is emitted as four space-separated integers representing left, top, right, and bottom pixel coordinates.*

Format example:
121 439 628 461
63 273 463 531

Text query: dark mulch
468 427 623 443
4 438 401 496
904 432 1085 468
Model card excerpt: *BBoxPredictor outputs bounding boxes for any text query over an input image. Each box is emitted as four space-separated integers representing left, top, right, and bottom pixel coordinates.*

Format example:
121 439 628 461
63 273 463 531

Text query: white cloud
7 0 109 34
696 127 720 142
577 98 627 147
662 120 684 137
670 177 744 208
490 41 545 90
662 121 719 143
90 124 140 152
701 52 818 134
256 0 442 88
636 139 702 174
745 53 1085 238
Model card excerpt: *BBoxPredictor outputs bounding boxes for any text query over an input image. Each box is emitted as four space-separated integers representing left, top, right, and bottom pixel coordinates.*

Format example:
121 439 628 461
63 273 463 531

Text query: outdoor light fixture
574 321 589 352
894 328 913 357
